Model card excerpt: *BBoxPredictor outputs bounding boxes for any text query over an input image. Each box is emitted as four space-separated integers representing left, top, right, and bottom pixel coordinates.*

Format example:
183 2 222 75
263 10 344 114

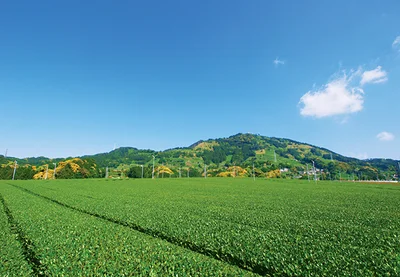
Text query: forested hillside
1 133 399 180
0 158 102 180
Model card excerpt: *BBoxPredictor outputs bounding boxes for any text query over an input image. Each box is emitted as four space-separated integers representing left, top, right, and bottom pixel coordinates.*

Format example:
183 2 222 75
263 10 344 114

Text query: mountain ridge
1 133 399 180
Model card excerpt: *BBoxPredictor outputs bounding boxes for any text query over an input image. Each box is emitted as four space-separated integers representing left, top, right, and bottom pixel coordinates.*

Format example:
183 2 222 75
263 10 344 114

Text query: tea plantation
1 178 399 276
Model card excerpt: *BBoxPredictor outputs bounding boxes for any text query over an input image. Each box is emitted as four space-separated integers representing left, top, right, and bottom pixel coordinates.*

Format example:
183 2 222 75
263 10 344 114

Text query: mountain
82 147 156 168
1 133 399 180
78 133 400 180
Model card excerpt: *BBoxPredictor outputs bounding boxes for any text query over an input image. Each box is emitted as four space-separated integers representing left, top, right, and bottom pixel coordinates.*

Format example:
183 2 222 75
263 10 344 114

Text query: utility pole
12 161 17 180
398 162 400 182
53 163 57 179
45 164 49 180
152 155 155 179
253 162 255 181
105 167 109 179
141 165 144 178
312 160 317 183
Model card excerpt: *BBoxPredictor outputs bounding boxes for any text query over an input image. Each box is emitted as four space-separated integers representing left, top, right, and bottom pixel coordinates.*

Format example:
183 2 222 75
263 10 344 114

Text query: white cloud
360 66 388 85
299 74 364 118
377 131 395 141
273 57 285 66
300 66 388 119
392 36 400 49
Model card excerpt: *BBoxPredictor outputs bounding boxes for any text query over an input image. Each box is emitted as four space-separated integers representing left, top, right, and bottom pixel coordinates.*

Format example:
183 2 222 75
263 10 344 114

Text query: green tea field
1 178 399 276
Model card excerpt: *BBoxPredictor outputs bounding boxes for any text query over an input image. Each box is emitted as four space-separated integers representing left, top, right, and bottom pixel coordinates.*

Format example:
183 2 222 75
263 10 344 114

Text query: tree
0 166 13 180
56 163 75 179
15 166 36 180
126 166 143 178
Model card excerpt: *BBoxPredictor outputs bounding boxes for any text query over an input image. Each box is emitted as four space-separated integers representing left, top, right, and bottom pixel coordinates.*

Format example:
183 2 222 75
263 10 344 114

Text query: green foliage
0 195 33 276
0 182 255 276
202 147 226 164
126 165 153 178
0 166 13 180
4 178 400 276
85 147 156 168
56 163 76 179
50 158 102 180
1 133 399 180
15 166 36 180
0 165 35 180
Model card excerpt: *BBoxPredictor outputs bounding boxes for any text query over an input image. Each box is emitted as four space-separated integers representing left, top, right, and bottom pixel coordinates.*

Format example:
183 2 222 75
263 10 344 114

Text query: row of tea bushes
9 179 400 276
0 184 255 276
0 194 33 276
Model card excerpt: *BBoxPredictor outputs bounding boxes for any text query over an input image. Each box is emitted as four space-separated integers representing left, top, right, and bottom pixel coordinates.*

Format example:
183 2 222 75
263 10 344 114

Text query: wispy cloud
377 131 394 141
273 57 285 66
360 66 388 85
356 153 369 160
300 66 388 118
348 152 369 160
392 36 400 50
338 116 349 124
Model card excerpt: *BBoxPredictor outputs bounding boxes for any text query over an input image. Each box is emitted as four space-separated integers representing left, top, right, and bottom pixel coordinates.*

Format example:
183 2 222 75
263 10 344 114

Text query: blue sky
1 0 399 159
